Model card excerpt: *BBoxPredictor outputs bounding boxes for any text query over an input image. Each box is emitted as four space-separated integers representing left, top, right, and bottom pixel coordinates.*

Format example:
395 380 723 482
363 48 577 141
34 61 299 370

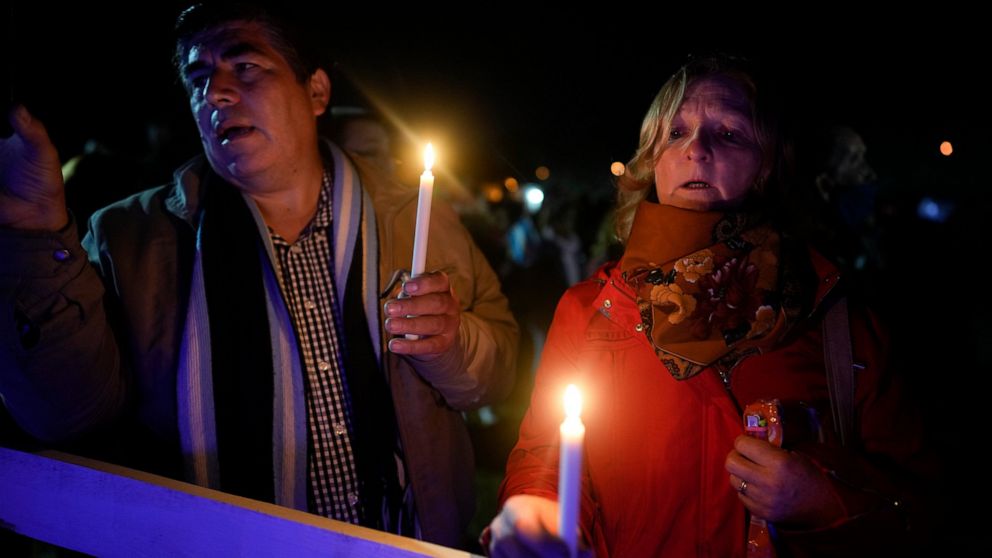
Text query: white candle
559 384 584 558
410 143 435 277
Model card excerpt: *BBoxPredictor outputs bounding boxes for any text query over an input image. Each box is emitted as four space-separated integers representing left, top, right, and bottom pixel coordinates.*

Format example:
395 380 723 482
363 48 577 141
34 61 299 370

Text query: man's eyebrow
183 41 266 78
220 42 266 60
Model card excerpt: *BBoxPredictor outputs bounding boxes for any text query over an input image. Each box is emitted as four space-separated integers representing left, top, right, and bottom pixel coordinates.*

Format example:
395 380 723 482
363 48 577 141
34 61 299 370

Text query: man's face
181 21 328 186
830 131 876 188
653 76 763 211
340 119 396 175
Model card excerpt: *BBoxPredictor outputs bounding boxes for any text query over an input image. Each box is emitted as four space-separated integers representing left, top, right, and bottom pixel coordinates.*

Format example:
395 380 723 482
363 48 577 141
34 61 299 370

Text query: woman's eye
721 130 735 139
669 129 683 140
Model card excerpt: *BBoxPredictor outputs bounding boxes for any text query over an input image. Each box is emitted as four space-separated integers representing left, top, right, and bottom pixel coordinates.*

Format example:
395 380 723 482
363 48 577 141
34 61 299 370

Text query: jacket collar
165 156 209 227
808 247 842 309
162 139 368 229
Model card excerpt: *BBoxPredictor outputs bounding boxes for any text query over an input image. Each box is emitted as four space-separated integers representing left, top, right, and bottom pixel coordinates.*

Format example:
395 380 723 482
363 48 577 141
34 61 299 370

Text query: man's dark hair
174 2 323 88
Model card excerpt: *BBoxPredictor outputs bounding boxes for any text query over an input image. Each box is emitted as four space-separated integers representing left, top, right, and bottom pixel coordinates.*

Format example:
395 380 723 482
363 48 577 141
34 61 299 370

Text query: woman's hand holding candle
483 385 590 558
486 495 567 558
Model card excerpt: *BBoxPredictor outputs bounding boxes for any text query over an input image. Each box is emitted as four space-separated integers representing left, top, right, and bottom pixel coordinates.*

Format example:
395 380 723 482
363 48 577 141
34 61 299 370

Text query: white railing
0 447 479 557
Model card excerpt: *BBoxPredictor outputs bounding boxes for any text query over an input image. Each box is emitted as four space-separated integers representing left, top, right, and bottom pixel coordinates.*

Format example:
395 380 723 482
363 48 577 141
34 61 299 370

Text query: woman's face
653 75 763 211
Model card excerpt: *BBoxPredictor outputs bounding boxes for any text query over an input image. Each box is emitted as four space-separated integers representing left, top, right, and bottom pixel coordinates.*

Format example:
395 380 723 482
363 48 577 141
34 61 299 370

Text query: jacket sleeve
497 287 600 542
0 221 126 443
403 201 519 411
775 307 937 557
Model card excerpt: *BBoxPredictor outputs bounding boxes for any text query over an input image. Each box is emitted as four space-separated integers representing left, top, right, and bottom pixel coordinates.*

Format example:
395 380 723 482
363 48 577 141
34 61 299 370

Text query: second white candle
559 384 584 558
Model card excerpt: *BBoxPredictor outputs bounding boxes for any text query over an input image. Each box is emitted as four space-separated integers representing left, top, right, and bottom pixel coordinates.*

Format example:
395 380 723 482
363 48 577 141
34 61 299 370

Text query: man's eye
187 74 208 90
235 62 258 73
722 130 735 139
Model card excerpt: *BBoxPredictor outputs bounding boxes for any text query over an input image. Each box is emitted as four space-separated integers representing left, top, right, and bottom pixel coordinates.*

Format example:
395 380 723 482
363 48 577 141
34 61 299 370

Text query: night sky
5 3 985 195
4 2 989 553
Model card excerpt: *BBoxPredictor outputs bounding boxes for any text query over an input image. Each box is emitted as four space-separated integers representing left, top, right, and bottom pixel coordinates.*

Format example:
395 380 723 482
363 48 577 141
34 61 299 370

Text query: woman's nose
685 131 712 161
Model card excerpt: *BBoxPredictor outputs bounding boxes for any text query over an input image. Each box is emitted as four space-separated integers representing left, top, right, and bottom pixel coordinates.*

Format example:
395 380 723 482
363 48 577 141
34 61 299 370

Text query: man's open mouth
219 125 255 143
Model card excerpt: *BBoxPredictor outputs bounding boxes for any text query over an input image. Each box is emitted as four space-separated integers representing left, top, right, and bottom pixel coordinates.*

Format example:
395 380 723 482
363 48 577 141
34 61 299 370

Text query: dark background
3 2 988 555
5 4 985 191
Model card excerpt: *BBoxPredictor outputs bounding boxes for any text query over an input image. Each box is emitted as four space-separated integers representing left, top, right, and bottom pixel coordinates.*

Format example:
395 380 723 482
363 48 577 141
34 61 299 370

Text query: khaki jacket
0 146 518 547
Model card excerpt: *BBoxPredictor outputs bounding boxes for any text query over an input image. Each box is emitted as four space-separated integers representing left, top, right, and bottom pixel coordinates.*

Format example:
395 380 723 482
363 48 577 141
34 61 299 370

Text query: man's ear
309 68 331 116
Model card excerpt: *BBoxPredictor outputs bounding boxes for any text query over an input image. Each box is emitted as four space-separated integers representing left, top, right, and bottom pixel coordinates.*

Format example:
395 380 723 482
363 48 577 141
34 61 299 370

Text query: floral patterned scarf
620 201 807 381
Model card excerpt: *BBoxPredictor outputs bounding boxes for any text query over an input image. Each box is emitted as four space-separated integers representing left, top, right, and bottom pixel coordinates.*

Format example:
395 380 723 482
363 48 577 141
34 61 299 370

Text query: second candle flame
564 384 582 420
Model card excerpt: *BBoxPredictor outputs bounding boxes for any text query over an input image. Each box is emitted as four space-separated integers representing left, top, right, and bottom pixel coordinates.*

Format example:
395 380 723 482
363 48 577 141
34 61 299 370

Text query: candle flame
564 384 582 419
424 143 435 171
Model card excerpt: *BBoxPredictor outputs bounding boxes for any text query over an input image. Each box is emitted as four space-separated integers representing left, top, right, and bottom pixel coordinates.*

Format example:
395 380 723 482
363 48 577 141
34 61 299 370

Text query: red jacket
499 253 930 557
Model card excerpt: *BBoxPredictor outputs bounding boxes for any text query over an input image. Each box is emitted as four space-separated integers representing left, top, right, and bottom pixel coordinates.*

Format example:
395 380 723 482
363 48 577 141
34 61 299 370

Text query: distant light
477 406 498 426
918 199 940 220
483 183 504 203
610 162 626 176
535 166 551 181
940 141 953 156
917 197 953 223
524 185 545 214
504 177 519 192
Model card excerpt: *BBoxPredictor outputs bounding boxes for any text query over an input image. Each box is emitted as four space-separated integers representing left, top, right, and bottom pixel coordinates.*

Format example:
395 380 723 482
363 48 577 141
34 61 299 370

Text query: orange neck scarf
620 201 805 380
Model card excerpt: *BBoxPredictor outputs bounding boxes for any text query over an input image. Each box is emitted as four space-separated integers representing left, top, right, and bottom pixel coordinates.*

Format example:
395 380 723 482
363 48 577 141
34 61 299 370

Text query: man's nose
205 70 239 106
862 164 878 184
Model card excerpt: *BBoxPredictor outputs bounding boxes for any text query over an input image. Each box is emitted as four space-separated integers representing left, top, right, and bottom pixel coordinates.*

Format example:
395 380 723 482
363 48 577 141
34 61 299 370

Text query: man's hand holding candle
384 271 460 359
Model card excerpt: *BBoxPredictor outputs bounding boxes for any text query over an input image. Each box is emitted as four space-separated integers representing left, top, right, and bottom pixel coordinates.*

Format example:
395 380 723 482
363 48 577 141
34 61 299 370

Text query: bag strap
822 296 855 447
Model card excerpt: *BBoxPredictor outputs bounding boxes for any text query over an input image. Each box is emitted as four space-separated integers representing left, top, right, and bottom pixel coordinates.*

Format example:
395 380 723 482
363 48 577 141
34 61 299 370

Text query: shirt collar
271 166 333 243
311 167 333 231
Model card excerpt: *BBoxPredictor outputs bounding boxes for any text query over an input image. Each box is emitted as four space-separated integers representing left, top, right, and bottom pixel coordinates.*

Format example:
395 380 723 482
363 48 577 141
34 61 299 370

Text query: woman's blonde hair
615 57 787 243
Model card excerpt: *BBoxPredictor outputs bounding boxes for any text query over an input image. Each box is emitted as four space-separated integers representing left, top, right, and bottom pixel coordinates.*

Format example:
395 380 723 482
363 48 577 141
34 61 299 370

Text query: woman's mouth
682 181 711 189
